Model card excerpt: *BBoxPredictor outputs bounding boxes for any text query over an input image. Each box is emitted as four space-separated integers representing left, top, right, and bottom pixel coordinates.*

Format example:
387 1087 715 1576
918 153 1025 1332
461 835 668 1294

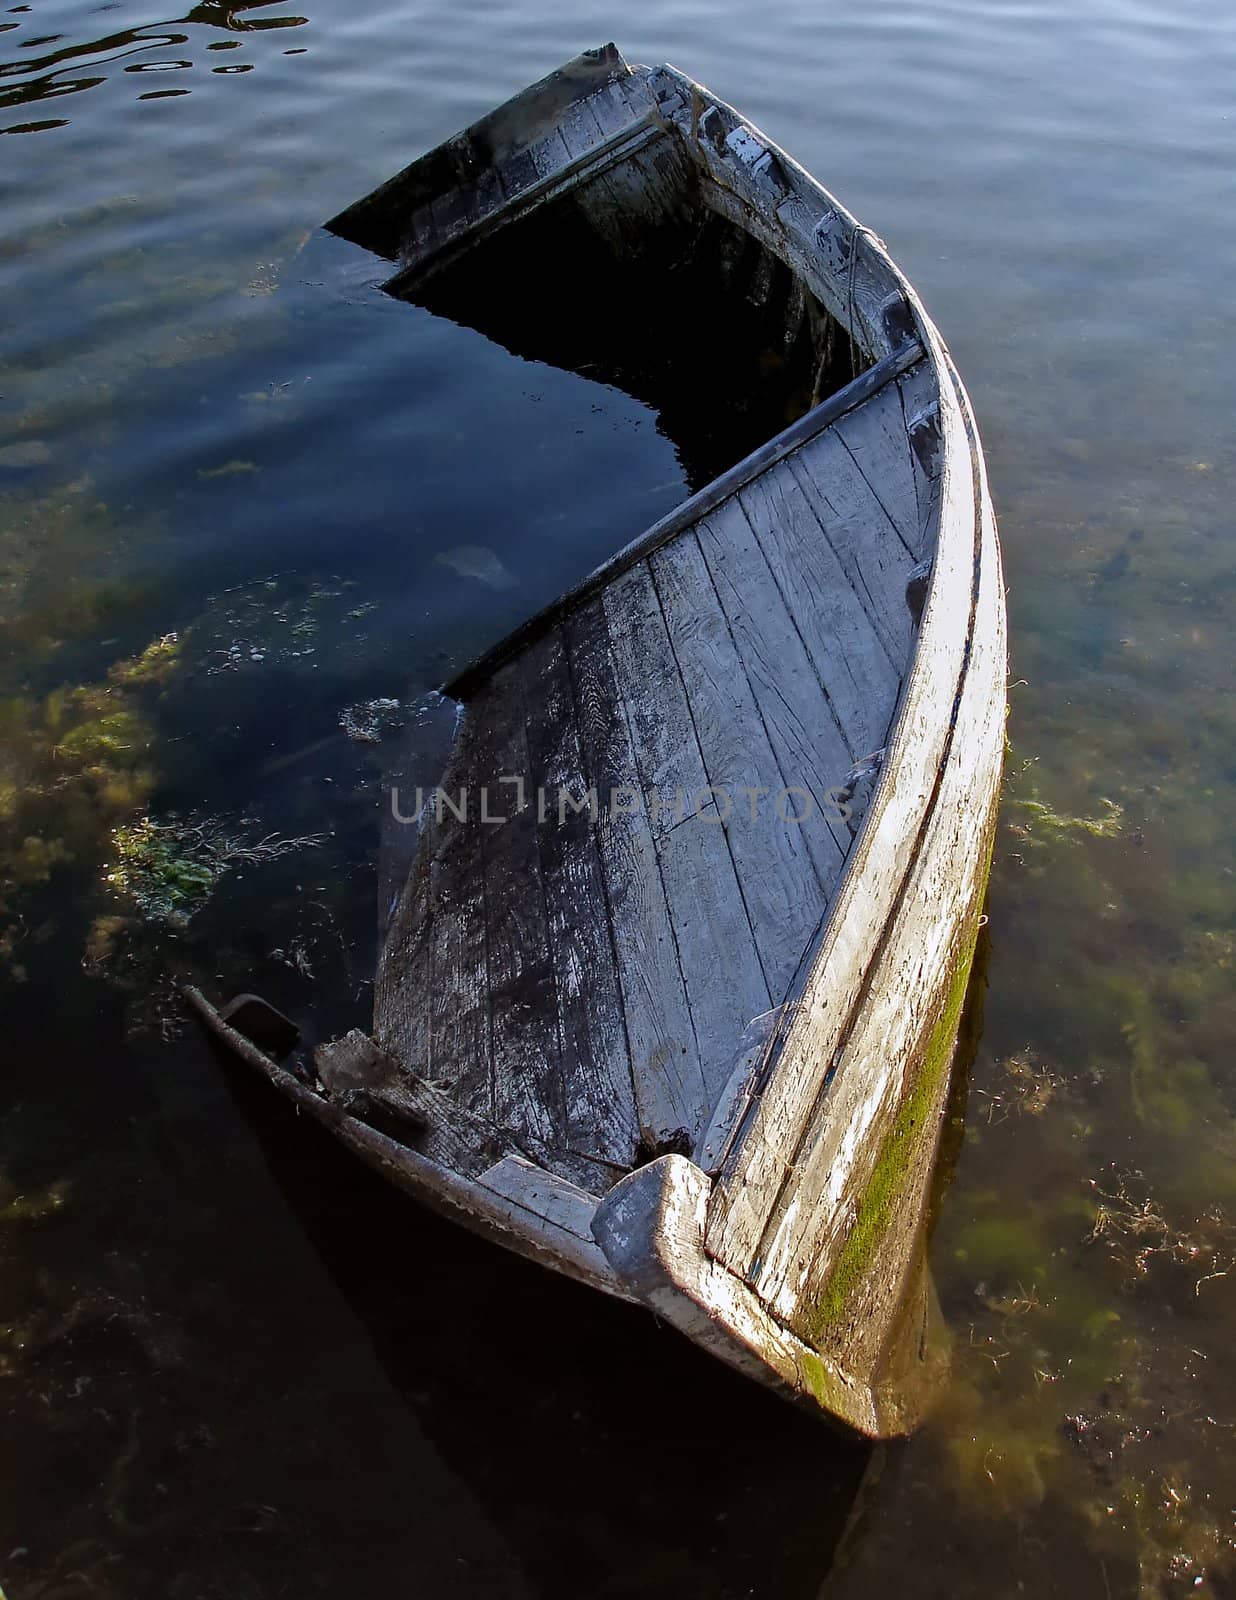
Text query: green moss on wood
804 918 983 1344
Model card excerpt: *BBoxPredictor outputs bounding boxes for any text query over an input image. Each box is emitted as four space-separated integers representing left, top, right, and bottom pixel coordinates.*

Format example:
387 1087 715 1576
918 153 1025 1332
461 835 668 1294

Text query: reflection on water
0 2 307 129
2 0 1235 1594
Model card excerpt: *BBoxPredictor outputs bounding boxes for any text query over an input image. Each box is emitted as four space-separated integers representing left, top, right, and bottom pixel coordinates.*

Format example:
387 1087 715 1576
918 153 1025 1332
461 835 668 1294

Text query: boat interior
318 47 944 1205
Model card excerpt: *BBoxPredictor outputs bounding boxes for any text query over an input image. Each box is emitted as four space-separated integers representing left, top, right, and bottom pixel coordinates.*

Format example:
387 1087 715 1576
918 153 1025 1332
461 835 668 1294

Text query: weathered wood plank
647 534 834 1003
833 374 923 560
591 1153 890 1434
476 1154 603 1251
588 74 652 137
754 459 1005 1319
529 124 571 182
373 846 433 1075
693 495 853 869
898 362 944 558
383 113 665 294
703 348 979 1276
520 629 640 1175
736 467 902 763
314 1030 528 1177
473 663 563 1152
561 89 636 257
564 598 710 1146
789 421 917 667
374 701 477 1085
424 798 490 1116
326 43 631 257
602 563 773 1112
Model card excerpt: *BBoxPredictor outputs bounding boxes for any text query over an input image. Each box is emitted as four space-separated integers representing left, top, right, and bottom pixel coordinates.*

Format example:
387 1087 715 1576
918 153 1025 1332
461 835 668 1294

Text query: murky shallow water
2 2 1235 1596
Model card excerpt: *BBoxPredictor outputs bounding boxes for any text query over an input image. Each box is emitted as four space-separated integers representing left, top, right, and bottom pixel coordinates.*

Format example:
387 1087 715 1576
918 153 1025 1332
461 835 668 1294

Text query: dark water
2 3 1234 1597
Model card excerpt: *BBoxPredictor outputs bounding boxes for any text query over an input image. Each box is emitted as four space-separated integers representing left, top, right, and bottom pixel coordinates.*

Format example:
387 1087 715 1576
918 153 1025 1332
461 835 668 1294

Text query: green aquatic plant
0 637 174 975
1011 790 1123 847
102 815 324 930
107 631 182 687
105 818 223 927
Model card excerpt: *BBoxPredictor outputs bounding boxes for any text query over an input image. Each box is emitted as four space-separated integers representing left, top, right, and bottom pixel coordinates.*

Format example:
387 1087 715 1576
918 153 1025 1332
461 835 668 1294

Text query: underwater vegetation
0 649 159 974
829 704 1236 1598
101 814 322 931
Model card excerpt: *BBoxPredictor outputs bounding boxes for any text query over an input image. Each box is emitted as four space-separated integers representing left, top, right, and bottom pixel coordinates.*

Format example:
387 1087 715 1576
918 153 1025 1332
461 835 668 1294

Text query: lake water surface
2 2 1235 1596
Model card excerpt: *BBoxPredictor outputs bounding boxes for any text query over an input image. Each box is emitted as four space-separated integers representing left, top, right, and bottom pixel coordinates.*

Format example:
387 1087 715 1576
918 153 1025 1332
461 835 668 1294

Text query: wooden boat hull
196 45 1006 1437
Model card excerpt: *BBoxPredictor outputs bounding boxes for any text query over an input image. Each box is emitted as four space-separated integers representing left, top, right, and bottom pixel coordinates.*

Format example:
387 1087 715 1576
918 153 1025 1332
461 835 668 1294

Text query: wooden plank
897 362 944 558
560 91 632 257
693 495 853 869
736 468 903 764
476 1154 603 1251
703 344 979 1276
314 1031 538 1178
373 846 433 1074
445 344 925 701
472 663 563 1153
564 598 710 1146
591 1153 890 1435
383 116 664 294
520 629 641 1175
602 564 774 1114
647 534 835 1004
755 462 1005 1318
529 124 571 182
559 95 607 160
788 423 917 667
587 75 652 137
326 43 631 255
833 375 922 560
374 701 477 1085
424 792 490 1116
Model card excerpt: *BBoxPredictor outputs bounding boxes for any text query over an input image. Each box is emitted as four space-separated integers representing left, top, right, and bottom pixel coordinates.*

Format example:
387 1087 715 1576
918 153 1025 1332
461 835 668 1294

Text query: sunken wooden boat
190 44 1006 1436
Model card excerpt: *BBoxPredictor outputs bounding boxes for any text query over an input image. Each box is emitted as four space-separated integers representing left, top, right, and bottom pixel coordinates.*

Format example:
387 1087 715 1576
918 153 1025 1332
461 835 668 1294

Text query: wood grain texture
519 629 641 1171
757 416 1005 1323
789 421 917 668
690 499 852 881
564 599 709 1144
735 463 903 763
703 343 980 1278
602 563 773 1113
833 374 922 559
473 662 564 1155
791 476 1003 1375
